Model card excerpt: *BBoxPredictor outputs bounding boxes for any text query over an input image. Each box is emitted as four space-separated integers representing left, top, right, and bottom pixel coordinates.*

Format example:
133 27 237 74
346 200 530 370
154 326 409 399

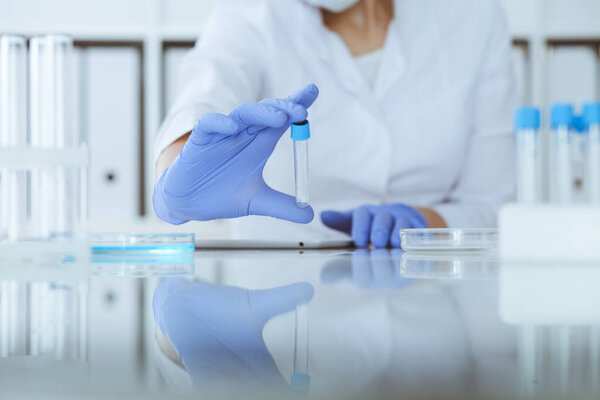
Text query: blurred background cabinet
79 45 143 221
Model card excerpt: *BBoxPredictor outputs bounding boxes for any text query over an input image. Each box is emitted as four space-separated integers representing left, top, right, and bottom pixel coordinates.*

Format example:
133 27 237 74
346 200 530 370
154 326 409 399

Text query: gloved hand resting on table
321 204 427 248
153 84 319 225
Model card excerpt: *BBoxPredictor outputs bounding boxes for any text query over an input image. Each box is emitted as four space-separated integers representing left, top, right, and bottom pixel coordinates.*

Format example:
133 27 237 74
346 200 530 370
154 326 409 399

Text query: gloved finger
405 207 428 228
229 102 289 131
249 184 314 224
389 248 404 269
153 170 191 224
320 258 352 283
286 83 320 109
351 207 372 248
188 113 240 146
260 98 308 124
369 249 394 284
244 102 306 153
390 215 412 248
389 248 414 287
370 212 394 248
320 210 352 234
248 282 315 324
152 278 190 331
351 249 372 287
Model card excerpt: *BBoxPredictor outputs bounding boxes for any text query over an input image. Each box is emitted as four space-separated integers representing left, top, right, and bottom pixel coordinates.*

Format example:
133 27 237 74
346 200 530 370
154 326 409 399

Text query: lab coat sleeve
153 2 266 163
433 3 517 228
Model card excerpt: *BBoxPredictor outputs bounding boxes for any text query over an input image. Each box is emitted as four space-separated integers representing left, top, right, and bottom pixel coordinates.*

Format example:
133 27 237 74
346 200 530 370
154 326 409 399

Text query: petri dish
91 233 195 254
399 251 498 279
92 253 194 277
400 228 498 251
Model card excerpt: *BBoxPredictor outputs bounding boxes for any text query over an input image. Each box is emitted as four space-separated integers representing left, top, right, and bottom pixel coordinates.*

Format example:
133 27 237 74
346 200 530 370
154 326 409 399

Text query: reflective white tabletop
1 249 599 400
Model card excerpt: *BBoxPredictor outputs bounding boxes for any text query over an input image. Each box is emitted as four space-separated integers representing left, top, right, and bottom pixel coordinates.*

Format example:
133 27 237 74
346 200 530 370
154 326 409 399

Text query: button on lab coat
155 0 517 240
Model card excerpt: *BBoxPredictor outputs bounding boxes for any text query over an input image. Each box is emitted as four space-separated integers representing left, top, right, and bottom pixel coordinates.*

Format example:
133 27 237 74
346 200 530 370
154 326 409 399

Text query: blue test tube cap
551 103 574 129
514 106 540 131
583 102 600 127
291 120 310 141
572 115 586 134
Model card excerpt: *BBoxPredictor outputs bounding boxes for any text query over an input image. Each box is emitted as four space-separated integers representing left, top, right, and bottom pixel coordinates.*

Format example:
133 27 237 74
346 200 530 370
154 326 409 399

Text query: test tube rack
0 146 90 267
504 104 600 262
0 275 89 375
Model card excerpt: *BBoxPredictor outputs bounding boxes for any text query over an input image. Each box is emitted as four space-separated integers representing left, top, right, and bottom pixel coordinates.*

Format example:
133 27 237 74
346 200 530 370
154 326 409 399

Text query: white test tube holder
499 203 600 262
503 104 600 262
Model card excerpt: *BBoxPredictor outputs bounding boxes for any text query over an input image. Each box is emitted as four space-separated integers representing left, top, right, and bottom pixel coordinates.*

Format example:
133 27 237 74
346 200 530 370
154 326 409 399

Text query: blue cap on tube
291 120 310 141
583 102 600 127
514 107 540 131
572 115 585 134
551 103 574 129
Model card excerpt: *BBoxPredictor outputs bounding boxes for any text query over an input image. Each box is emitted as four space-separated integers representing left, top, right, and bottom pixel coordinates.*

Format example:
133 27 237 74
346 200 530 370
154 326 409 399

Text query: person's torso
232 0 490 239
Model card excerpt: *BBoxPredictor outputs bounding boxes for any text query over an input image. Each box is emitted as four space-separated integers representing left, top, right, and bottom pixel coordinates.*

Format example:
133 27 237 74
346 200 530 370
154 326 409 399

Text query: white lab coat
155 0 517 240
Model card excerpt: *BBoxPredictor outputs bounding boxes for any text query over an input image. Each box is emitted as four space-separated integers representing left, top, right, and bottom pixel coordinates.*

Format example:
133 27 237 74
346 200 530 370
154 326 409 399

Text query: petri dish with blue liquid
91 233 195 254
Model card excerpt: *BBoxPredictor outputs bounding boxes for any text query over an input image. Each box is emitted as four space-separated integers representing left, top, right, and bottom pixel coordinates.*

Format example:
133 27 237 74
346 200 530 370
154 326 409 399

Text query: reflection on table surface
1 249 600 399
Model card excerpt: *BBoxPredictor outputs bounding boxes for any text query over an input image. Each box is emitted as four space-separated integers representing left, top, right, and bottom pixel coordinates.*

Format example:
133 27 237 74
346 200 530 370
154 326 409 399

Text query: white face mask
303 0 360 12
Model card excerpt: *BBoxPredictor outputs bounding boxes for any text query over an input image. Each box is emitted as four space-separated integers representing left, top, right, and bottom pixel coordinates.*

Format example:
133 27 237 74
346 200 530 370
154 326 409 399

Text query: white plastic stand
499 203 600 262
500 262 600 324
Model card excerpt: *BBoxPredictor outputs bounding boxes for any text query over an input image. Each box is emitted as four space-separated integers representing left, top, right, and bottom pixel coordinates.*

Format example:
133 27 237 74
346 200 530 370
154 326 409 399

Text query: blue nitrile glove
153 84 319 225
321 204 427 248
153 278 314 391
321 249 416 288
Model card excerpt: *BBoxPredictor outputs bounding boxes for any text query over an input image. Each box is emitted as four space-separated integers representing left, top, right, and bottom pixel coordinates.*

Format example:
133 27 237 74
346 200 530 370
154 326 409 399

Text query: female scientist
153 0 516 248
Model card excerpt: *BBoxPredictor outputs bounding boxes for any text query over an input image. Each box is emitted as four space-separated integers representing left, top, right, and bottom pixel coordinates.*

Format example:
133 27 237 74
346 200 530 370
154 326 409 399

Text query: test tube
550 104 574 204
583 102 600 204
514 107 541 203
291 120 310 208
30 35 78 239
591 327 600 393
291 301 310 392
571 116 587 203
0 36 28 241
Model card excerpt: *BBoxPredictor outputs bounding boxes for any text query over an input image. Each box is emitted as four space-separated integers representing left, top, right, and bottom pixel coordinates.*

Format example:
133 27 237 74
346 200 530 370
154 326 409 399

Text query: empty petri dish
91 233 195 254
399 251 498 279
400 228 498 251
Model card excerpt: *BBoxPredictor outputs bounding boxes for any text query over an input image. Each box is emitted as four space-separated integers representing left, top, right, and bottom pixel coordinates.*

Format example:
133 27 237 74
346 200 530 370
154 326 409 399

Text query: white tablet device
194 238 354 250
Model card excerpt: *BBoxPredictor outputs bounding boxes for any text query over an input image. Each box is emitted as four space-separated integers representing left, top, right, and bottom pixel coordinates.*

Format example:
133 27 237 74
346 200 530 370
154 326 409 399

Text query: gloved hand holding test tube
153 84 319 225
